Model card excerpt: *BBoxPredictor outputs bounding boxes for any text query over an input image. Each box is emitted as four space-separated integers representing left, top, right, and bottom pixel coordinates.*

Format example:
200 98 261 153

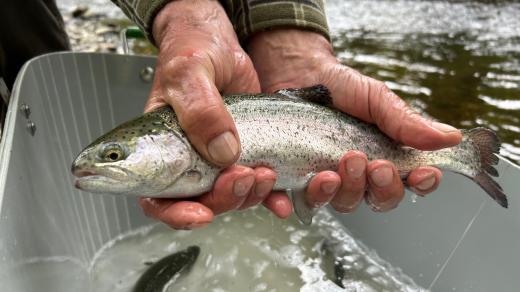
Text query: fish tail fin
465 127 507 208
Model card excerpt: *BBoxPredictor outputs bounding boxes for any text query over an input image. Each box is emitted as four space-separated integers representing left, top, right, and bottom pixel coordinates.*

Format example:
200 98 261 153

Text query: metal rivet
26 121 36 136
20 104 31 118
140 66 154 83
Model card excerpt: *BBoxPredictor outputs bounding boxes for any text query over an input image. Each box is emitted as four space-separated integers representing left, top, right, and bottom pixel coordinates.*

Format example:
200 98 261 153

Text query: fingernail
208 131 239 165
255 180 275 198
431 122 458 133
370 166 393 188
321 181 340 195
416 175 436 191
346 156 366 179
233 175 255 197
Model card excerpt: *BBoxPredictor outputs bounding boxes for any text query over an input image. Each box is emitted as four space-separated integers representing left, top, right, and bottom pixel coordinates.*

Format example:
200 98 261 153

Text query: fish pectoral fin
288 188 317 225
275 85 333 106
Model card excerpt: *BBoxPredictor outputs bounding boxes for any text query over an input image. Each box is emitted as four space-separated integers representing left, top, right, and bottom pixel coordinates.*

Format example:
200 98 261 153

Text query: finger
365 160 405 212
239 167 277 210
305 171 341 208
329 66 462 150
262 192 293 219
155 53 240 167
407 166 442 196
330 151 367 213
139 198 213 230
144 67 168 112
196 165 255 215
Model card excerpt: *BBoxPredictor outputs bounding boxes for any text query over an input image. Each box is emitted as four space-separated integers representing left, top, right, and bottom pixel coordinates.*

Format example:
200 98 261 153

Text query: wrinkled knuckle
162 55 203 75
375 81 402 105
231 50 248 65
371 79 389 96
180 101 222 133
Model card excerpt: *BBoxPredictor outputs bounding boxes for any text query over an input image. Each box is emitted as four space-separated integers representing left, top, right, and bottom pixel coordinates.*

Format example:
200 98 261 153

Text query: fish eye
100 144 126 162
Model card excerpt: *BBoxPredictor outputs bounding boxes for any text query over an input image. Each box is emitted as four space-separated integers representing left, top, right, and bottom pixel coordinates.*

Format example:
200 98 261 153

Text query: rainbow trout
71 85 507 224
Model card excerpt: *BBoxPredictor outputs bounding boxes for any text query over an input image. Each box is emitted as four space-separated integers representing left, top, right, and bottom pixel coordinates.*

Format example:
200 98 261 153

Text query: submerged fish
71 85 507 224
133 246 200 292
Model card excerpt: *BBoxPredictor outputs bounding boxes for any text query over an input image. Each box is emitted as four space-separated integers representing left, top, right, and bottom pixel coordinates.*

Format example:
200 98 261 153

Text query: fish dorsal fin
275 85 333 106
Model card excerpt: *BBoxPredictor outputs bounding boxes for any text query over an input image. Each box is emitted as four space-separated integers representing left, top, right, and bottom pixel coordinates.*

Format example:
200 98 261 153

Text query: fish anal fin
475 172 508 208
288 188 317 225
275 85 333 106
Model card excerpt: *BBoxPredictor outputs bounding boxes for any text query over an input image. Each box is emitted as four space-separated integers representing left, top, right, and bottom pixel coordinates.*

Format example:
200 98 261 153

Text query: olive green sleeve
219 0 330 44
110 0 172 44
110 0 330 45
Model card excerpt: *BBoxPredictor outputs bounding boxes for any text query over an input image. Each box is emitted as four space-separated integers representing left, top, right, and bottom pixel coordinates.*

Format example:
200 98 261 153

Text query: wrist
152 0 234 47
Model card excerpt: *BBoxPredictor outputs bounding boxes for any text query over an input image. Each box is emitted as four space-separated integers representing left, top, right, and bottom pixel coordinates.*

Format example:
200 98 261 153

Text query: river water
326 0 520 163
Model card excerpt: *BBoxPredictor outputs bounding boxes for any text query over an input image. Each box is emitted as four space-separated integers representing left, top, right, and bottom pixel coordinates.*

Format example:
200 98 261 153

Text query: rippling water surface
327 0 520 164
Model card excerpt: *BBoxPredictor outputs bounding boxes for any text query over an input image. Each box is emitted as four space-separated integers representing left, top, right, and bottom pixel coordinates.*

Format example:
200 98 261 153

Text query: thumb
146 54 240 167
328 65 462 150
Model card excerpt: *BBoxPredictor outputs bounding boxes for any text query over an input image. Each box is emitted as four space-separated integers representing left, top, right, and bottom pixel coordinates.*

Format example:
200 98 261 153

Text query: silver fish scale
225 95 460 190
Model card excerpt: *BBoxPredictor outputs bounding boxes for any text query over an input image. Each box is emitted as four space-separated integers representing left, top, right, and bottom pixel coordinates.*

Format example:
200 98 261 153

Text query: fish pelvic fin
289 188 317 225
465 127 508 208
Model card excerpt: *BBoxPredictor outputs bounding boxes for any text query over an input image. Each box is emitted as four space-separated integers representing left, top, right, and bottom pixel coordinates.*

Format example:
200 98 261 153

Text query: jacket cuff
111 0 174 45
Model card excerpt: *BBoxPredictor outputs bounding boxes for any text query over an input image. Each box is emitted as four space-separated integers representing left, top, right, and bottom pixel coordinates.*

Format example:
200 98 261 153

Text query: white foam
88 207 428 292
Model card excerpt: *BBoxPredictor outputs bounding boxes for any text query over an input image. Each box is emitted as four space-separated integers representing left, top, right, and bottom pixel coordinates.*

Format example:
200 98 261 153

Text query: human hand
140 0 289 229
248 29 463 213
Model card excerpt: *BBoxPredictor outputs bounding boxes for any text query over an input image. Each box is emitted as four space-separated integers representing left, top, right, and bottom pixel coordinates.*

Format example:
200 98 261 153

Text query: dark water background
58 0 520 164
327 0 520 164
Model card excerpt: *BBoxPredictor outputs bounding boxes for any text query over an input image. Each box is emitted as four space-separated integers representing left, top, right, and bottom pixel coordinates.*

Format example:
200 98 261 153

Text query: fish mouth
73 170 98 178
74 175 124 192
72 168 99 190
72 164 136 193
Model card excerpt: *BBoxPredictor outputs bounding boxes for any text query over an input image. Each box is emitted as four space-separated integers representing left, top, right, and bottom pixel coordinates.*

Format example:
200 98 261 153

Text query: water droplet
411 194 418 203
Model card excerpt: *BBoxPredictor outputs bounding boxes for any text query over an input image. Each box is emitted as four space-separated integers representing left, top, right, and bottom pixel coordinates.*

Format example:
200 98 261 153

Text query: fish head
71 110 195 196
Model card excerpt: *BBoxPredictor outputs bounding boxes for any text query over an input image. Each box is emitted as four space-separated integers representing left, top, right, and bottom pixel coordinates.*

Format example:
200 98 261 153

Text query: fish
71 85 507 224
133 246 200 292
320 239 349 289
